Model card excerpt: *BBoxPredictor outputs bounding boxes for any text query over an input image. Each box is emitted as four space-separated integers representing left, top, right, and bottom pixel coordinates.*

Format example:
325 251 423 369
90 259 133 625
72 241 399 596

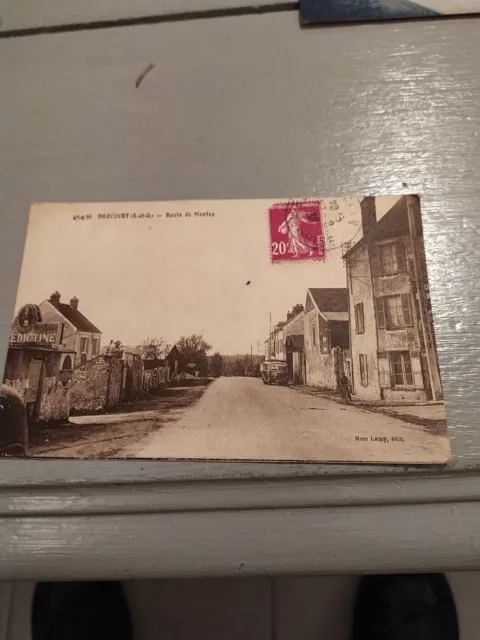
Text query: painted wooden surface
0 0 291 33
2 502 480 579
1 9 480 577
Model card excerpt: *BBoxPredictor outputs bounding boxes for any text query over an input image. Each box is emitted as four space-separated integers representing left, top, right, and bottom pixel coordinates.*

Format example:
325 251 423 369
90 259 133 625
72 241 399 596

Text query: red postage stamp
268 201 325 263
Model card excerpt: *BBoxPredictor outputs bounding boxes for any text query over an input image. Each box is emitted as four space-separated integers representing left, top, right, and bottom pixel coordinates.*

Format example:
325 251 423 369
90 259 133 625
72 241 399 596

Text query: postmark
268 200 325 263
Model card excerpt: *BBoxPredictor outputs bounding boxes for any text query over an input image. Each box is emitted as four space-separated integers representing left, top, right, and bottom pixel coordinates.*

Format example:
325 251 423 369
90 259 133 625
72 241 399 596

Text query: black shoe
32 581 132 640
352 574 459 640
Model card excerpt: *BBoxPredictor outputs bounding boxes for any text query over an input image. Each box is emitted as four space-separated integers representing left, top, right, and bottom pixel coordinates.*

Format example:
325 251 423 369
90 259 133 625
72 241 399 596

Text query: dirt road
29 386 206 459
125 377 449 463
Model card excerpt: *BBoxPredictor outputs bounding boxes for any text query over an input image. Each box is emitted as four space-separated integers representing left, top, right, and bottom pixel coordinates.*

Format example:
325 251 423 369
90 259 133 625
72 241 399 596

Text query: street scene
29 377 446 463
1 197 451 463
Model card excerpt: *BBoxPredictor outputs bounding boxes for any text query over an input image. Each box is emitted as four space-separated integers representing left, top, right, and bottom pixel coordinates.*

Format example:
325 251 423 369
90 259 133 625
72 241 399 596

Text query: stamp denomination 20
268 201 325 263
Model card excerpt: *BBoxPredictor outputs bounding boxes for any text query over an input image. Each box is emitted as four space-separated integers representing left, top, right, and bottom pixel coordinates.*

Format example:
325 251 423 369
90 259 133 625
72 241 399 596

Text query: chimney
360 197 377 240
50 291 61 306
70 296 79 310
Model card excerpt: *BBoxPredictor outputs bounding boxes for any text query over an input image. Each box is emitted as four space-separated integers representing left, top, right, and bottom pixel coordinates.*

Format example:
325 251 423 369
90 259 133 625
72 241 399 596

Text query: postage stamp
268 201 325 263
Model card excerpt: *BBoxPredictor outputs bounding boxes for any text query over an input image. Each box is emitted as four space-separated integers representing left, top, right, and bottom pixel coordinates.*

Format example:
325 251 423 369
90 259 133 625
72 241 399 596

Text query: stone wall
71 355 123 413
124 353 143 398
107 356 124 408
38 376 70 421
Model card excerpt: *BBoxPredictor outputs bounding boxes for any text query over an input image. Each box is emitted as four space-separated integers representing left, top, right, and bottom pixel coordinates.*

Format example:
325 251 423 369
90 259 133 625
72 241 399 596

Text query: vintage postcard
300 0 478 24
0 197 450 464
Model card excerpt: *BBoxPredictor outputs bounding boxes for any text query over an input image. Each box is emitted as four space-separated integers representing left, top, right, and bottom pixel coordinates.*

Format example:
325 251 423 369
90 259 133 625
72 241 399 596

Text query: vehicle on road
0 383 28 457
260 360 288 386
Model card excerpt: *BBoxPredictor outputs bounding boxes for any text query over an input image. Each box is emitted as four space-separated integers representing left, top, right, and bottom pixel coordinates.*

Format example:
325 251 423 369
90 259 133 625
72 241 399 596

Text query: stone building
303 288 350 389
343 195 443 402
3 304 75 423
39 292 102 365
283 310 305 384
264 323 285 362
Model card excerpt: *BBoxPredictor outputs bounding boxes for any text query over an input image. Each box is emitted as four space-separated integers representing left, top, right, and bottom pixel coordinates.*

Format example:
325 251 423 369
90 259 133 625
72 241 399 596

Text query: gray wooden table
1 1 479 580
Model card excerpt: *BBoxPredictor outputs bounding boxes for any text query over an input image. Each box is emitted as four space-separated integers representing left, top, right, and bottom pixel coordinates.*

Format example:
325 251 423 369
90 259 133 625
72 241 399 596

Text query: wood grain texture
1 11 480 577
1 13 479 475
0 470 478 516
0 0 291 33
2 503 480 579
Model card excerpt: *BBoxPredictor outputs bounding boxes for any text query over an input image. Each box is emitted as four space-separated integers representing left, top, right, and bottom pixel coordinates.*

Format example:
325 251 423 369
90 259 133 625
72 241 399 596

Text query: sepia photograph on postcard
0 197 450 464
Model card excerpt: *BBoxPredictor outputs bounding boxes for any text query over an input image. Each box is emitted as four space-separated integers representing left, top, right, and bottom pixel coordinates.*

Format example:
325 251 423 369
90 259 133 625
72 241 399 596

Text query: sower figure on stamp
277 205 318 257
0 383 28 457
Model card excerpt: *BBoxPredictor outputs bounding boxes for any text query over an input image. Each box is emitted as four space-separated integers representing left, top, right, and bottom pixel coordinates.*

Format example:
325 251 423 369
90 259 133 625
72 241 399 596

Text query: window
92 338 100 356
354 302 365 334
375 295 413 330
390 351 414 386
80 337 88 353
322 335 328 352
359 354 368 387
379 241 406 276
312 324 316 347
385 294 412 329
375 297 386 329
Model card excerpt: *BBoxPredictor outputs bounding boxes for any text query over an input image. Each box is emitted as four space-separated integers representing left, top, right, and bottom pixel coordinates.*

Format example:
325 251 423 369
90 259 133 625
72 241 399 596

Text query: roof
143 358 166 370
284 310 304 326
323 311 349 322
166 345 180 360
308 288 349 313
285 334 304 350
51 302 102 334
343 196 421 260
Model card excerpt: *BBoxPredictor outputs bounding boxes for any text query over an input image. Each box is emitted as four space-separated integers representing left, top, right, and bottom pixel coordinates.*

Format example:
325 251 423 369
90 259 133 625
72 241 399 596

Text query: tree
137 337 168 361
177 334 212 376
211 352 223 378
234 358 245 377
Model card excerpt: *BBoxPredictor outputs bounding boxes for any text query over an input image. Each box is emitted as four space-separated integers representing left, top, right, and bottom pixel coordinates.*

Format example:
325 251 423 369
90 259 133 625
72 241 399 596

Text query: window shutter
370 245 380 277
396 241 406 272
402 294 413 326
375 297 386 329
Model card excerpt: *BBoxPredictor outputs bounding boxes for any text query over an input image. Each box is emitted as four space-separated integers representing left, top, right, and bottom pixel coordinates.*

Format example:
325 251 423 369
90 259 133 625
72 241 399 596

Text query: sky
14 197 400 355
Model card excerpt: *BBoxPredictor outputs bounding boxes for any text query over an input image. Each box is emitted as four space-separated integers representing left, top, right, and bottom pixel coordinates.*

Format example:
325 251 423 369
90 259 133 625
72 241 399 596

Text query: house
303 288 350 389
39 292 102 365
165 345 180 378
3 304 75 422
343 195 443 402
283 309 305 384
265 323 286 361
